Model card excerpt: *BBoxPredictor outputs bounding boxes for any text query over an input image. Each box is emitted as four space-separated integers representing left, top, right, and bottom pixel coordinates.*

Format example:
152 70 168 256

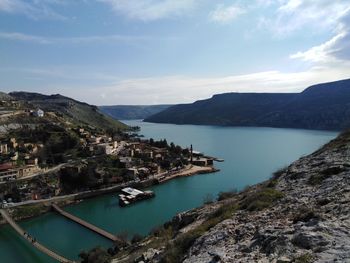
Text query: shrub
160 202 237 263
294 253 314 263
266 179 278 188
80 247 111 263
239 188 284 211
217 189 238 201
308 166 345 185
293 207 321 224
208 202 237 221
12 205 45 219
131 234 143 244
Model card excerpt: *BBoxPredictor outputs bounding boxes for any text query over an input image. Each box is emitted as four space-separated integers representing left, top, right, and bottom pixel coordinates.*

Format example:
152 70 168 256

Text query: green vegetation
9 92 128 131
131 234 144 244
308 174 328 186
161 202 237 263
217 189 238 201
293 253 314 263
293 207 321 223
308 166 345 185
59 156 128 193
239 188 284 211
12 204 48 220
9 124 79 165
79 247 111 263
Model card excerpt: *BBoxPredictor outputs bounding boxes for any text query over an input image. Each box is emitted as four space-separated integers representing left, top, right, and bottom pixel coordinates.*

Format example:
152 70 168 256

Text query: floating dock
119 187 155 207
52 204 120 242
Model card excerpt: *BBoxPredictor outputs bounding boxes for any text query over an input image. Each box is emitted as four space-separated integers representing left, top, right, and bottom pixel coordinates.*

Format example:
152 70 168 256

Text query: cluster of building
0 138 43 183
0 119 216 205
77 128 120 155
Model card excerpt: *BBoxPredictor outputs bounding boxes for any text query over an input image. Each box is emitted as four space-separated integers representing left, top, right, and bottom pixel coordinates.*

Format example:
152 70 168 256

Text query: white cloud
2 59 350 105
11 62 348 105
290 32 347 62
96 63 349 105
260 0 350 36
0 0 66 20
0 32 52 44
0 32 152 45
290 6 350 63
209 4 245 24
98 0 196 21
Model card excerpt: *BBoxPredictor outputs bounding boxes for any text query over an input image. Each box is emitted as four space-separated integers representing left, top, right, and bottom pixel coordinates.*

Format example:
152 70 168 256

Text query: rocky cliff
112 130 350 263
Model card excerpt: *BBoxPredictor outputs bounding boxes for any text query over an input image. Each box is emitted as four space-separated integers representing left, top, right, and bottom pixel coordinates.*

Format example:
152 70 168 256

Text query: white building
34 109 44 117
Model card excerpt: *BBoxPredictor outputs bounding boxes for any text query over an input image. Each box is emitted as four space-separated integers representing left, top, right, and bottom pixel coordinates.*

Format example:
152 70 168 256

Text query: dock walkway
52 204 119 242
0 209 74 263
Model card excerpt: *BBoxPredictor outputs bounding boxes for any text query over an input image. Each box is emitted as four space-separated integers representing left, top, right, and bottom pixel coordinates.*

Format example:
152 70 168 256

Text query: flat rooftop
121 187 144 196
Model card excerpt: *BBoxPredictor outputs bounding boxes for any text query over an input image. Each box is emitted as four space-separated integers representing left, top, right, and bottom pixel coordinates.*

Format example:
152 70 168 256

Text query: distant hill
145 79 350 131
99 105 172 120
9 92 128 131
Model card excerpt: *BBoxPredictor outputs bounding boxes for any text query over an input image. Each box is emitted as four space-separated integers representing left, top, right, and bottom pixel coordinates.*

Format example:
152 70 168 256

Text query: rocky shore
113 131 350 263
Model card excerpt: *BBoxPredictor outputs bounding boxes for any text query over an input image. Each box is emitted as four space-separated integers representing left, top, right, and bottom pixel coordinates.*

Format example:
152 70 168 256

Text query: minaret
190 144 193 163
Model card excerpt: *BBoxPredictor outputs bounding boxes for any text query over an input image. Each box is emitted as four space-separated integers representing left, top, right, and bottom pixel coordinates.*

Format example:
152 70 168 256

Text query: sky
0 0 350 105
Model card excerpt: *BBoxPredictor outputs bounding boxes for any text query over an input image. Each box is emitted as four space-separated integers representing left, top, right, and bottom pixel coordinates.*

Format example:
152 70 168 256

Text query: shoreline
0 165 219 225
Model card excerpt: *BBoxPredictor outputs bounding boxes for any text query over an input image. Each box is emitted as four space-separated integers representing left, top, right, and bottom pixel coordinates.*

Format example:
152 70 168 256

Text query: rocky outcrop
181 131 350 263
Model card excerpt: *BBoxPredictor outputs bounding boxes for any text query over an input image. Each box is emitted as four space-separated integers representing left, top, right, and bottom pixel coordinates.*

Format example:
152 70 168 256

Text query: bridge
52 204 120 242
0 209 75 263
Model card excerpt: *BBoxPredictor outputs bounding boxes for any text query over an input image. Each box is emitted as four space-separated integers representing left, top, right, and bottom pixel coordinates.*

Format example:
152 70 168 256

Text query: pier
52 204 119 242
0 209 75 263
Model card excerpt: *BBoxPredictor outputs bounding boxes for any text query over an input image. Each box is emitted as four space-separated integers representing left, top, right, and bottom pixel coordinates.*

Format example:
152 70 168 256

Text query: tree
79 247 111 263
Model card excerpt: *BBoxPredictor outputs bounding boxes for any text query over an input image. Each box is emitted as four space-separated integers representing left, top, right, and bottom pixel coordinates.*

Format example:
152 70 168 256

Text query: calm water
0 121 337 262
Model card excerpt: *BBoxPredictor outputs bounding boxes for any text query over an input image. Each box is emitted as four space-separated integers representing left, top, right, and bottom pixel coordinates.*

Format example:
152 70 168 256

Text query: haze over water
0 121 337 262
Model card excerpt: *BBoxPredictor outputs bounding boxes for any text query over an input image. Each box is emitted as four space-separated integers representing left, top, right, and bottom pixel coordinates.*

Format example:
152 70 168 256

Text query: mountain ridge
144 78 350 131
8 91 128 131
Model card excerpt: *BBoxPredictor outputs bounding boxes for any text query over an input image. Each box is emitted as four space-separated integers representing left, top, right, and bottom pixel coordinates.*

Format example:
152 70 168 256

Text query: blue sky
1 0 350 105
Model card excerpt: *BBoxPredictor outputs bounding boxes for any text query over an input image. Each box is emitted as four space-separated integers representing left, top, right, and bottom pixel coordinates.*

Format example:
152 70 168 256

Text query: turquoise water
0 121 338 262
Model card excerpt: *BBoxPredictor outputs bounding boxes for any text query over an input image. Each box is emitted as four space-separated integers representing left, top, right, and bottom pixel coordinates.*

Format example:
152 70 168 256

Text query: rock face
181 131 350 263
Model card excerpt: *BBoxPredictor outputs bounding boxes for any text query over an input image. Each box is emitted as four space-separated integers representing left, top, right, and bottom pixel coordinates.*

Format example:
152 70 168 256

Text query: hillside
9 92 128 131
145 79 350 130
110 129 350 263
99 105 172 120
0 92 13 101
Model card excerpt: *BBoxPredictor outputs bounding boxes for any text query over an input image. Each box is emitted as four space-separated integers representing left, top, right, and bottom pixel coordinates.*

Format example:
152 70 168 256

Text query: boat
118 187 155 207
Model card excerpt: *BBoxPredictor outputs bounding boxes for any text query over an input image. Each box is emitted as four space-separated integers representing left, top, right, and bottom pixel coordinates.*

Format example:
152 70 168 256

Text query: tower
190 144 193 163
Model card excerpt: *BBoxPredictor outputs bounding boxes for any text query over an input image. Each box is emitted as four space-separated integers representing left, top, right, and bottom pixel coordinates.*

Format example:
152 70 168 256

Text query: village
0 106 217 208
